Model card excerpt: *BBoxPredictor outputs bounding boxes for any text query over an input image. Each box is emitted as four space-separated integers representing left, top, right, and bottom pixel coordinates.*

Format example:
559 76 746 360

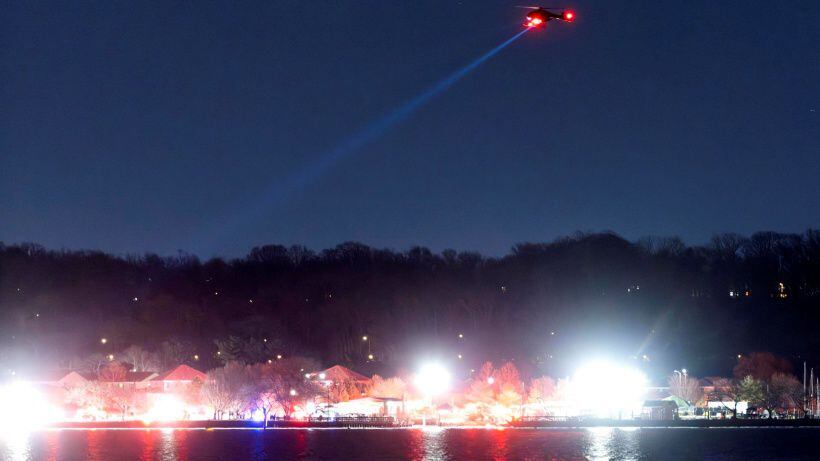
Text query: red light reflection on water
86 430 104 461
491 428 509 460
403 429 422 460
170 429 190 461
43 431 59 461
139 430 156 461
293 430 309 458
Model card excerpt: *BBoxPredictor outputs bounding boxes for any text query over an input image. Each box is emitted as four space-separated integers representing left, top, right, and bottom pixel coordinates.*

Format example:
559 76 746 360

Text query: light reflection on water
0 430 31 461
140 429 157 461
158 428 178 461
586 426 615 460
585 427 641 461
490 428 508 461
0 427 817 460
420 426 447 460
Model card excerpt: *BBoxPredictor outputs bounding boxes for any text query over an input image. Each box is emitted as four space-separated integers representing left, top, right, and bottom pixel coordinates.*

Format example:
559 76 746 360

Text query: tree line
1 230 820 379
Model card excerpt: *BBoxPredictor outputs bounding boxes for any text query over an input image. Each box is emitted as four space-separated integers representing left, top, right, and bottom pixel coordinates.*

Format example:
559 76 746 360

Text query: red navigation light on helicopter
518 6 576 28
524 9 548 28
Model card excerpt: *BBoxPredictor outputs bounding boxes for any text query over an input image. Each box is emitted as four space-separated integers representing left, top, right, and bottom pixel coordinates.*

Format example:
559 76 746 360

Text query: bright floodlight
414 363 451 397
0 381 62 431
571 361 647 418
143 394 185 423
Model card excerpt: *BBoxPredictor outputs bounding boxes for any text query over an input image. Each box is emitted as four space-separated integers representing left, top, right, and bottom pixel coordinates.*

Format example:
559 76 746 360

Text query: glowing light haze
571 361 648 418
415 363 452 397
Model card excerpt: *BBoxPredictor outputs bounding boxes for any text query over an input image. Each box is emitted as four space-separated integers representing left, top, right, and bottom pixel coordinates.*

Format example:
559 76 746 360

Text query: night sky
2 1 818 258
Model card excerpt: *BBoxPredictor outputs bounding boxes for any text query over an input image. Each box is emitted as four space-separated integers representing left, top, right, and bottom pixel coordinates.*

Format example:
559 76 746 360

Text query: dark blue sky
2 1 818 257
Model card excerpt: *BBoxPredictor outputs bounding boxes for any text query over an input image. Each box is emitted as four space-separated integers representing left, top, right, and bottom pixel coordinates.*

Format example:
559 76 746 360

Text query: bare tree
159 340 196 370
64 382 105 417
118 345 160 372
526 376 556 416
98 361 127 382
98 362 138 420
79 353 109 374
709 377 743 418
248 357 321 427
201 362 249 420
762 373 803 418
369 375 406 400
464 362 495 407
667 373 703 406
527 377 556 403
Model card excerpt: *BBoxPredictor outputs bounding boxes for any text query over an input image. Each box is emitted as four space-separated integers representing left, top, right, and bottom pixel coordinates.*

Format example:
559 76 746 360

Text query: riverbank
45 417 820 430
49 416 403 429
509 417 820 428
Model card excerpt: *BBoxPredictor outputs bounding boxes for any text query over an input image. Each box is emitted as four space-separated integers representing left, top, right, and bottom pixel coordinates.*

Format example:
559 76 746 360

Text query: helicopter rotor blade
514 6 568 10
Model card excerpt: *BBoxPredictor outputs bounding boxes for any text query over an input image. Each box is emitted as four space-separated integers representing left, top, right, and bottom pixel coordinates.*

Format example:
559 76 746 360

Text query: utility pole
809 367 814 416
804 362 807 413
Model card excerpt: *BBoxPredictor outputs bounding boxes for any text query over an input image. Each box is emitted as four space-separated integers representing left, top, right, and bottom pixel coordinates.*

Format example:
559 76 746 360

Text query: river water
1 427 818 460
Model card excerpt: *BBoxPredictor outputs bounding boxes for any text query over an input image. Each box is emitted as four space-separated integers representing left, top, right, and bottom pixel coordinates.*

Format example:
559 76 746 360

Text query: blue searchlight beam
202 28 530 251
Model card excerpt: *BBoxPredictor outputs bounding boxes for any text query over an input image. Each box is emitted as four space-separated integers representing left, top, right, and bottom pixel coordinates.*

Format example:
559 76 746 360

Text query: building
641 400 678 420
314 365 371 386
150 364 207 393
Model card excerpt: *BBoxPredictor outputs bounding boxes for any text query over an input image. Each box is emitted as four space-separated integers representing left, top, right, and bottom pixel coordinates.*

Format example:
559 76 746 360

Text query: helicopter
517 6 576 28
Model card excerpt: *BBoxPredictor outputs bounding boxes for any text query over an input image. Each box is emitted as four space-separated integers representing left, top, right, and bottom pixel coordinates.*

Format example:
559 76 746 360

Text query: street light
361 335 373 358
673 369 690 415
100 338 107 345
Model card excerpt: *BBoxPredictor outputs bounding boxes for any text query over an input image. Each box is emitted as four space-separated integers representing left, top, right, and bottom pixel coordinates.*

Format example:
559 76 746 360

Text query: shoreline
41 419 820 430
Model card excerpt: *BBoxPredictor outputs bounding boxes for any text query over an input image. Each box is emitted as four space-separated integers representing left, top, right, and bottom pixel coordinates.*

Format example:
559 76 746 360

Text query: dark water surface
2 427 818 461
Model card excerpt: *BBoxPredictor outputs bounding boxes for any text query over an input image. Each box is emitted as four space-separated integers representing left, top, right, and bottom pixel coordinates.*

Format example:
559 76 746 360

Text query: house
150 365 207 392
308 365 373 402
26 370 92 388
313 365 371 385
641 400 679 420
24 369 156 389
106 371 157 389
